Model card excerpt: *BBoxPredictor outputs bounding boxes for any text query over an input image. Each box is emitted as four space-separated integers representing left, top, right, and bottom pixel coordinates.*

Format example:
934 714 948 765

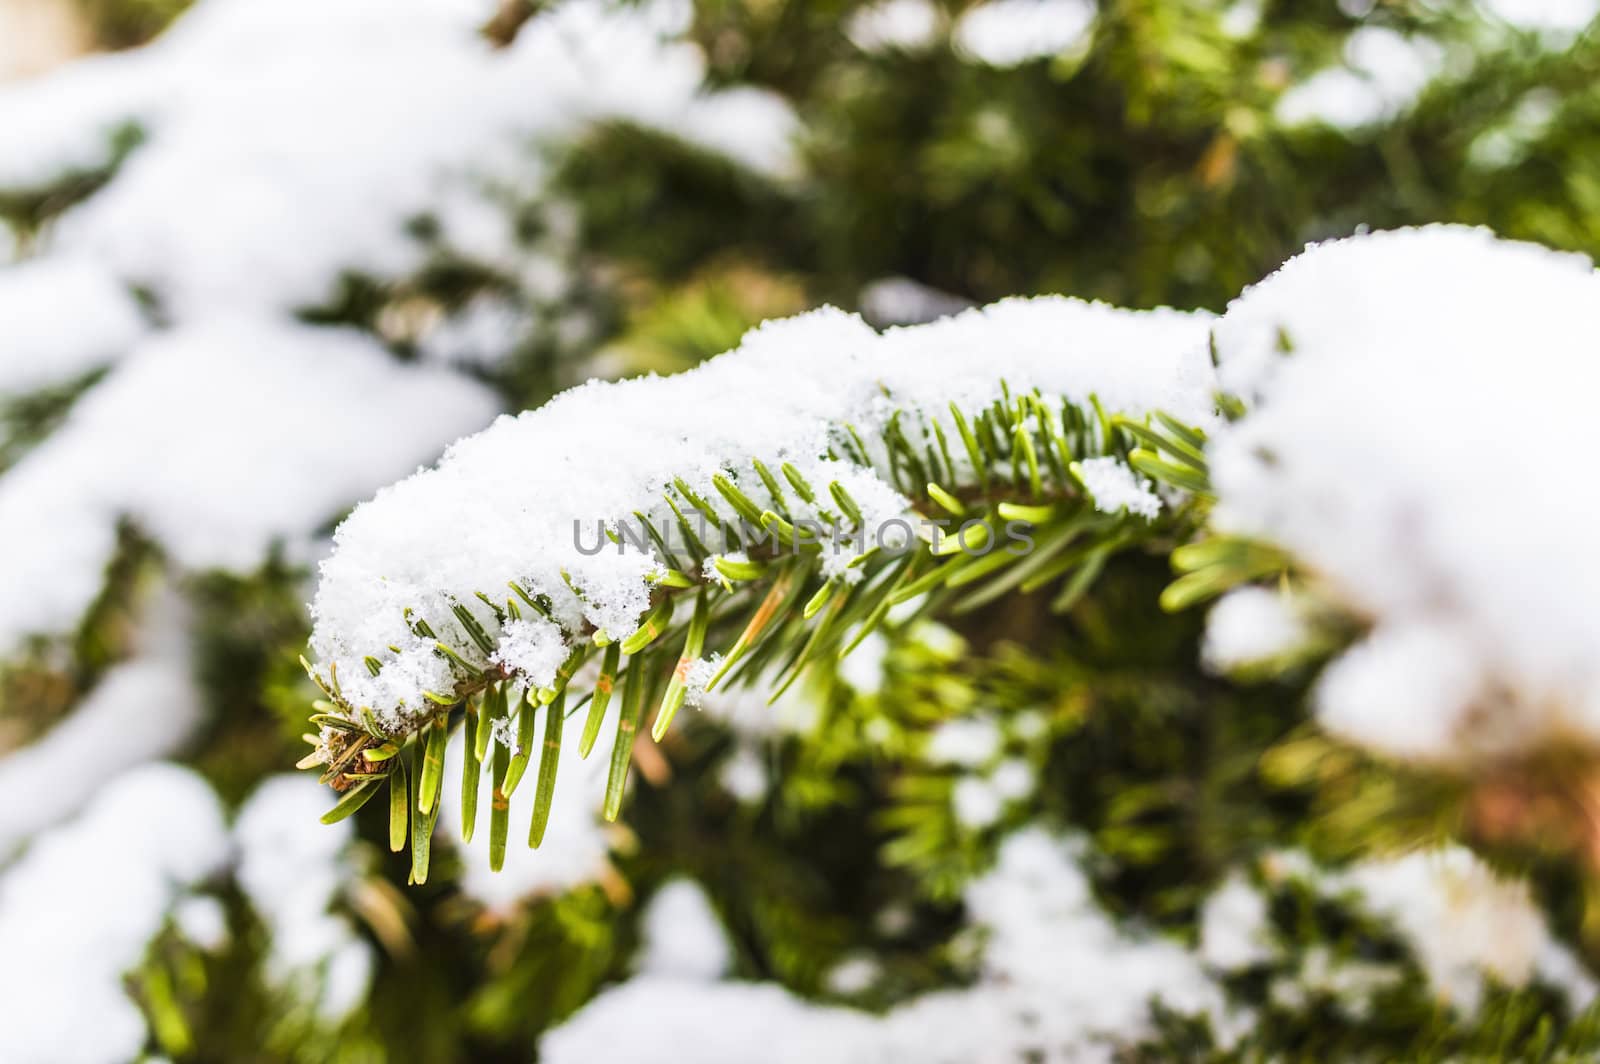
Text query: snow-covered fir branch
300 223 1600 888
301 294 1216 877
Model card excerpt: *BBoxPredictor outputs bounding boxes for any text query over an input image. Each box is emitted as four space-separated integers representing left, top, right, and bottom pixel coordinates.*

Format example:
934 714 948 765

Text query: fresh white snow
0 763 229 1064
542 828 1240 1062
1208 225 1600 763
0 590 202 856
953 0 1097 68
442 718 614 912
310 297 1214 728
235 775 376 1021
0 319 498 656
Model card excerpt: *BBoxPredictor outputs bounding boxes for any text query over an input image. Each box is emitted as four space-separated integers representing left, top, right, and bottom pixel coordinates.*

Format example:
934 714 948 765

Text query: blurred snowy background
3 0 1600 1061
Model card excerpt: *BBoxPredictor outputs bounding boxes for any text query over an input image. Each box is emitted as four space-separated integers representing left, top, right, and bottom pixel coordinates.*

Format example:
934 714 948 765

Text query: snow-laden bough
1201 225 1600 765
302 296 1218 880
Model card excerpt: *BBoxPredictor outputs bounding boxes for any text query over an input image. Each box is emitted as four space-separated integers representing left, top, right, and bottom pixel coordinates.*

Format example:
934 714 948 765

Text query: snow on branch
301 295 1215 878
0 0 795 371
0 588 201 856
0 764 229 1064
299 223 1600 879
0 320 498 657
235 776 377 1022
543 830 1596 1062
310 297 1212 722
1200 225 1600 764
542 828 1239 1061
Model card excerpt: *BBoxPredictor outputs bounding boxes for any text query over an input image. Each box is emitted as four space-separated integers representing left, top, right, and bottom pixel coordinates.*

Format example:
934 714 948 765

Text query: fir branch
299 373 1210 881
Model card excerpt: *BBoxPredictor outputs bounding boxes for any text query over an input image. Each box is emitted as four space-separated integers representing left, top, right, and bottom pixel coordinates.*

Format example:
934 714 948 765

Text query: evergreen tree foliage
3 1 1600 1062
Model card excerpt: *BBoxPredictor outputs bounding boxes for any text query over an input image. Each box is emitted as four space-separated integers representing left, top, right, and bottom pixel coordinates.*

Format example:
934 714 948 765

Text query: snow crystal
490 714 519 751
683 655 722 709
1277 27 1442 130
442 717 612 912
0 764 228 1064
491 618 570 690
1201 586 1309 673
702 550 750 582
541 828 1238 1062
1076 455 1161 519
638 879 731 980
311 297 1214 728
953 0 1096 68
1208 225 1600 763
234 775 375 1021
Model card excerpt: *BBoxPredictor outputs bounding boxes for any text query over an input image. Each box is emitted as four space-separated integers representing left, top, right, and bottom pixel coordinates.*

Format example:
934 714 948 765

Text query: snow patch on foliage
1480 0 1600 34
1337 847 1596 1013
0 0 800 658
0 319 497 655
954 0 1096 68
235 775 375 1021
443 719 613 911
1209 226 1600 763
0 592 202 855
311 297 1214 728
0 0 796 326
1077 455 1161 519
1201 587 1309 673
542 829 1238 1061
846 0 943 54
1199 873 1274 971
0 764 228 1064
952 775 1006 828
1277 27 1442 130
638 880 731 980
491 619 571 690
0 257 144 396
926 715 1004 767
